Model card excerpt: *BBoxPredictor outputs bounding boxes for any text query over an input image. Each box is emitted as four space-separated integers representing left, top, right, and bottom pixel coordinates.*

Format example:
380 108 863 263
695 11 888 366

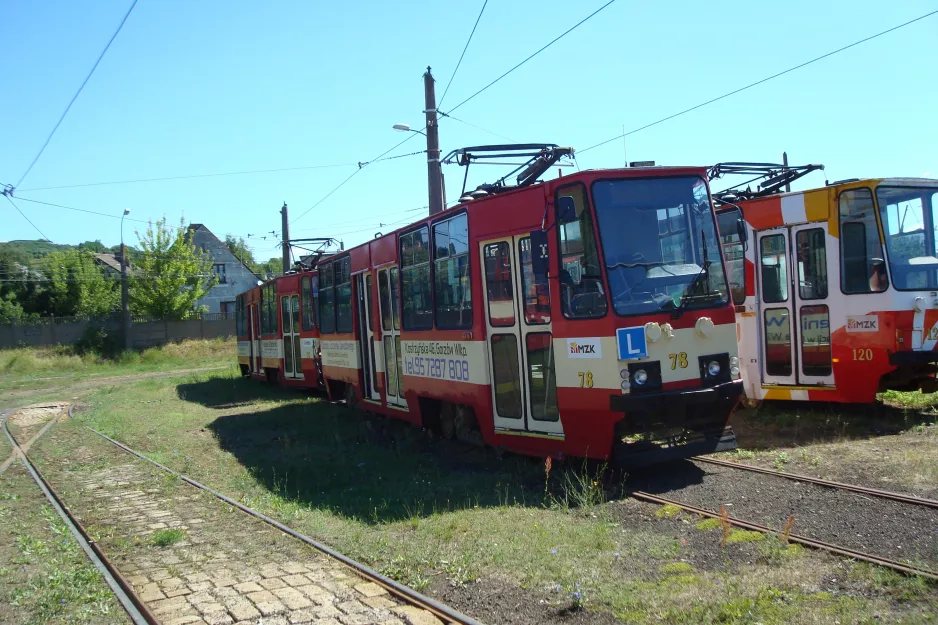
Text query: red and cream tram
238 147 743 464
716 167 938 403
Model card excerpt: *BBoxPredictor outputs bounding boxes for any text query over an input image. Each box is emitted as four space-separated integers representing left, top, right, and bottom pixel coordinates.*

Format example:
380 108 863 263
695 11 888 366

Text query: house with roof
187 224 261 316
93 252 125 276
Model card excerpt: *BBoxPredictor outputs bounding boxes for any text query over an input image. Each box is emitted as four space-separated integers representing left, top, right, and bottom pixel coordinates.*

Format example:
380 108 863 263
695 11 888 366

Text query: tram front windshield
593 176 728 316
877 185 938 290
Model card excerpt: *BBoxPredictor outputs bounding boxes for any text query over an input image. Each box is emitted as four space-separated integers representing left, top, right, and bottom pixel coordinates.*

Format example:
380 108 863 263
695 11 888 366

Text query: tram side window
760 234 788 303
556 184 607 319
839 188 887 294
400 226 433 330
235 296 244 336
261 285 270 334
301 277 315 331
433 213 472 329
519 236 550 324
717 208 747 305
796 228 828 300
319 263 336 334
526 333 559 421
335 257 352 333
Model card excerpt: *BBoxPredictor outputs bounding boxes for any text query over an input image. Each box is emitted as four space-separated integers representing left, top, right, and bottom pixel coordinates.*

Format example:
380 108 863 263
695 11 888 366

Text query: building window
220 301 235 318
400 226 432 330
335 256 352 333
213 263 227 283
433 213 471 328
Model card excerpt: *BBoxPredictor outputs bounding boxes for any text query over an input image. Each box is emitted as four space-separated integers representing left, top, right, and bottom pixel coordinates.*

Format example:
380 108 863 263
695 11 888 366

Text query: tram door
281 295 302 379
356 273 380 401
377 267 407 408
481 236 563 437
757 226 834 386
248 305 258 374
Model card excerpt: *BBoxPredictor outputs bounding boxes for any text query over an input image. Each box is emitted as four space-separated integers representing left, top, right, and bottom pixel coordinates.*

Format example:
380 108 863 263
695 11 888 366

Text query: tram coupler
613 426 737 468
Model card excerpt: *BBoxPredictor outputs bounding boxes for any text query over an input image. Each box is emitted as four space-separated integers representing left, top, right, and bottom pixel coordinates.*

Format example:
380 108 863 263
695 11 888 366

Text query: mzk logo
569 342 596 355
567 338 602 359
846 315 878 333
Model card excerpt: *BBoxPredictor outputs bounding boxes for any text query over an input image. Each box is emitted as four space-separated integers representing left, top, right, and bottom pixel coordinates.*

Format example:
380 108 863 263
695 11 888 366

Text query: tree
78 240 108 253
130 218 217 319
224 235 256 269
41 250 120 317
256 257 283 279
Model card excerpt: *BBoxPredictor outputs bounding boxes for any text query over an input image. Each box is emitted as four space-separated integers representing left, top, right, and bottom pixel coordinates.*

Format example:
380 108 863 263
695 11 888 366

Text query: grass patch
655 504 682 519
150 528 185 547
695 517 722 531
724 529 765 544
661 562 694 575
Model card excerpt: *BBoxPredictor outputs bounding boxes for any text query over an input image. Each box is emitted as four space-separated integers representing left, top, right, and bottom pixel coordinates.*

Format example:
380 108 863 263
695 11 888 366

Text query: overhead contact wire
16 0 139 187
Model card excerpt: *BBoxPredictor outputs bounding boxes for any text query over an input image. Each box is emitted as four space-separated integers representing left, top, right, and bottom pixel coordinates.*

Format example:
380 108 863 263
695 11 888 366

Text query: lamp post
121 208 131 351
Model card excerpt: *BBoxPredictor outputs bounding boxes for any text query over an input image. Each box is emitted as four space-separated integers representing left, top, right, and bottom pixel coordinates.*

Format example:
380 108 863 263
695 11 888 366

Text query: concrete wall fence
0 315 236 350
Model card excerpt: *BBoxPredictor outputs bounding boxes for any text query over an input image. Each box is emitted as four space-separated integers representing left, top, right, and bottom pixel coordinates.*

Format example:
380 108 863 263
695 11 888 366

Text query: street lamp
121 208 131 351
392 123 427 137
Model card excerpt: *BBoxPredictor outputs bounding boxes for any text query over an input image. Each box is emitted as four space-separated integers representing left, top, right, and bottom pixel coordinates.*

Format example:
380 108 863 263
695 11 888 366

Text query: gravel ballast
631 460 938 570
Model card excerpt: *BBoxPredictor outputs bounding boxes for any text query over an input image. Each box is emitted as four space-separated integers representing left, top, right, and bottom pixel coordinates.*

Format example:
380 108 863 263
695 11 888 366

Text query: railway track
694 456 938 510
2 406 160 625
3 405 484 625
86 426 484 625
630 488 938 581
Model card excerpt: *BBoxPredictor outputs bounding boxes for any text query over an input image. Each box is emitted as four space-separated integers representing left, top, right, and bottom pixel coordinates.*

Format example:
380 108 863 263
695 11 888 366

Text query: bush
73 326 121 359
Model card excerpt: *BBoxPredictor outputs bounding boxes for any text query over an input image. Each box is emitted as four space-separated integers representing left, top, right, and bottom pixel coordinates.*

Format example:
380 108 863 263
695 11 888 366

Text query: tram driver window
717 208 747 305
556 184 607 319
839 188 887 294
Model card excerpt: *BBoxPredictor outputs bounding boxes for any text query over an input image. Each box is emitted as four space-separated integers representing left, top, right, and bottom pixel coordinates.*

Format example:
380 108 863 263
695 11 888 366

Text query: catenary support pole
424 67 444 216
281 202 291 272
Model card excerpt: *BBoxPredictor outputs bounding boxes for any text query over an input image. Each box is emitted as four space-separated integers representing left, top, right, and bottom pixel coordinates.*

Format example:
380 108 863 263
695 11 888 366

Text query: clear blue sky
2 0 936 260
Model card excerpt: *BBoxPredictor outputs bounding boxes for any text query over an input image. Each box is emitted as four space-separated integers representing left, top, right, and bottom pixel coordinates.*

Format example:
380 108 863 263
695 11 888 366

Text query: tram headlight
619 369 630 380
620 380 630 391
729 356 739 368
633 369 649 385
730 366 740 378
707 360 721 377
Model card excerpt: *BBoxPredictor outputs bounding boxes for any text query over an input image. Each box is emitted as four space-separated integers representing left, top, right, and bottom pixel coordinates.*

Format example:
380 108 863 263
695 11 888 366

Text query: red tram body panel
238 165 744 464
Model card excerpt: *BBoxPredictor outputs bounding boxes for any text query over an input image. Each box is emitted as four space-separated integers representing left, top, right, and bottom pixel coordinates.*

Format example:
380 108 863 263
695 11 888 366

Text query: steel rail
694 456 938 510
631 490 938 581
2 408 161 625
87 427 486 625
0 404 67 475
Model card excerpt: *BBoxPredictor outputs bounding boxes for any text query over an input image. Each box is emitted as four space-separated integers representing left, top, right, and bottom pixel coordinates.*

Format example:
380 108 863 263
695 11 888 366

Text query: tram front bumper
609 379 743 416
609 380 743 467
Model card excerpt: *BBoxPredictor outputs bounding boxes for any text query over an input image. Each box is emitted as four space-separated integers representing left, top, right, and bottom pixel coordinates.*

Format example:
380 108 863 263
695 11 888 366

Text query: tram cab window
717 208 747 305
556 183 607 319
876 186 938 290
400 226 433 330
335 257 352 333
433 213 472 329
839 188 887 294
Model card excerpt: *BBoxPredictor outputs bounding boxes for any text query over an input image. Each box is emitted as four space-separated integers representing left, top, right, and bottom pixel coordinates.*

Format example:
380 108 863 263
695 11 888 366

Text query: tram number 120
852 348 874 361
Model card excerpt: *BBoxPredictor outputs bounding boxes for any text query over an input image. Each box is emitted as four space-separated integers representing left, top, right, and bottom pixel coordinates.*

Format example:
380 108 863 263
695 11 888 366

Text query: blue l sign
616 326 647 360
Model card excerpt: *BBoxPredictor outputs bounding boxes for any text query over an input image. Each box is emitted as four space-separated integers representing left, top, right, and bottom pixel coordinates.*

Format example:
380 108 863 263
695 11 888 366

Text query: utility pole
281 202 291 273
424 67 444 216
121 208 131 351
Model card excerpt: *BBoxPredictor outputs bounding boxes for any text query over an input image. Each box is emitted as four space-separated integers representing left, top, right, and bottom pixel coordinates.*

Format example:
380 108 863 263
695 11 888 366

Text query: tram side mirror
530 229 550 276
737 218 749 251
556 197 577 224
